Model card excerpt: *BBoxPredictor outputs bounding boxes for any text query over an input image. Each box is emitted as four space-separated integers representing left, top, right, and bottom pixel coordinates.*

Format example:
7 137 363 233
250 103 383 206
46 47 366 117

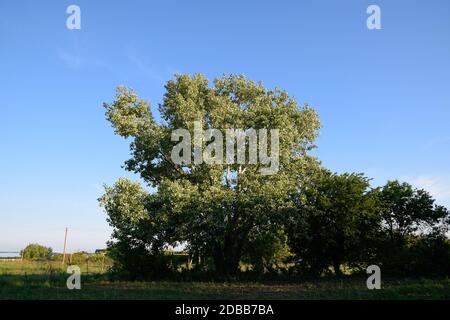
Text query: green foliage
408 232 450 276
99 178 173 279
374 180 450 276
107 241 173 280
379 180 448 241
242 227 293 273
100 74 450 279
69 251 89 265
21 244 53 261
374 233 450 277
101 74 321 276
287 171 381 275
88 252 111 265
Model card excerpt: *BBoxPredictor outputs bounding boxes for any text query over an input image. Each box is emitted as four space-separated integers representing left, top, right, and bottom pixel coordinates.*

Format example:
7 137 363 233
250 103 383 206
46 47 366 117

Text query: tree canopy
100 74 450 279
101 74 321 275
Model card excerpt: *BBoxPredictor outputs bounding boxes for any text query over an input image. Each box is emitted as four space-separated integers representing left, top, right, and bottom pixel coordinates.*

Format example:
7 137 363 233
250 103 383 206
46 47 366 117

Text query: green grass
0 260 108 275
1 261 449 300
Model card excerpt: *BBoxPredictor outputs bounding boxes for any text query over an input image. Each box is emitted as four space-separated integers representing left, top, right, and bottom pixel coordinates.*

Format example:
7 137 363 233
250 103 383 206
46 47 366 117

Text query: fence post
101 254 105 273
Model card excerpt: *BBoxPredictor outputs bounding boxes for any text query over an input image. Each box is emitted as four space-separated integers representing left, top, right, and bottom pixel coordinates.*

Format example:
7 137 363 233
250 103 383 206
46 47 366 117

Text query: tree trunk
333 260 342 276
213 233 244 276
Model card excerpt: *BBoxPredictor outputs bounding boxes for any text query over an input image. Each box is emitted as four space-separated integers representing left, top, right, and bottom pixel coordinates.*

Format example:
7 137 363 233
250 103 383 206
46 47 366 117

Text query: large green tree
100 74 321 275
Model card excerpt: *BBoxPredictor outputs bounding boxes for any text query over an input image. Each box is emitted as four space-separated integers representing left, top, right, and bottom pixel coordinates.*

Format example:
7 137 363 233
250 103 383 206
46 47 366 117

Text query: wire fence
0 254 112 276
0 252 21 261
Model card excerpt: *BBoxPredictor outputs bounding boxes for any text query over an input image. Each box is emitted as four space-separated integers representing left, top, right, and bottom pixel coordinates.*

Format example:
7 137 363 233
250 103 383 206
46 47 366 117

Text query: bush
21 243 53 261
70 251 89 264
107 241 174 280
375 232 450 277
408 233 450 276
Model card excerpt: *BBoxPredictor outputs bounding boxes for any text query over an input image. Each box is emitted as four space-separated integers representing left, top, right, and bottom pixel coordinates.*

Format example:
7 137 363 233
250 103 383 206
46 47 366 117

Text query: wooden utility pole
62 227 68 265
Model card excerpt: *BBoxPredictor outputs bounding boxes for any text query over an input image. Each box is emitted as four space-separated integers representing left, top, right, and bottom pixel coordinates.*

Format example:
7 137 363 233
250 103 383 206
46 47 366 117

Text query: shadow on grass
1 273 449 300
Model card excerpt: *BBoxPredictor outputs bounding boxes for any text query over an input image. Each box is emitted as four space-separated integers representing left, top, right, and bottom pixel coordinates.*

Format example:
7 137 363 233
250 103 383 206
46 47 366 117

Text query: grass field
1 261 449 300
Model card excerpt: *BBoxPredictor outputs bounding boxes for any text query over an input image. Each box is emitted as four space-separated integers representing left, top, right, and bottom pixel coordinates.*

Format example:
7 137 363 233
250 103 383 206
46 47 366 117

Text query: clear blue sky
1 0 449 252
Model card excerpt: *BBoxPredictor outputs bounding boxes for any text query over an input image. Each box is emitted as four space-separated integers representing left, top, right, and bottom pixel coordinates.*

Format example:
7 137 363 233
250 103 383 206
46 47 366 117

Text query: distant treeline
19 244 110 265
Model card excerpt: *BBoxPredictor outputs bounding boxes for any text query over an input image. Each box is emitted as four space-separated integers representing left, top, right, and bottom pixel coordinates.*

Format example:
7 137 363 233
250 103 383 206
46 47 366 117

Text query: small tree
376 180 449 275
287 171 381 275
379 180 448 241
21 243 53 261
